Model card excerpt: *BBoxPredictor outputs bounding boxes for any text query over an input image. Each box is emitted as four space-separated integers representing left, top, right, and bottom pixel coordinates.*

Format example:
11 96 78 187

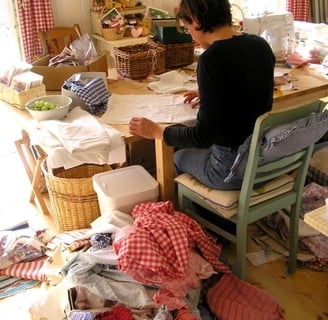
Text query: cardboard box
31 54 108 91
0 83 46 109
93 165 159 215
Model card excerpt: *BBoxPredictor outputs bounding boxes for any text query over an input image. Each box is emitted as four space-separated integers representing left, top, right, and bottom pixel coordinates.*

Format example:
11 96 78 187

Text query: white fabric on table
101 93 198 125
147 69 197 94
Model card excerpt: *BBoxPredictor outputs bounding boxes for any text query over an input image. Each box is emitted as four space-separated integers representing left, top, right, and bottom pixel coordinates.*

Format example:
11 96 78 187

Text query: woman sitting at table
128 0 275 190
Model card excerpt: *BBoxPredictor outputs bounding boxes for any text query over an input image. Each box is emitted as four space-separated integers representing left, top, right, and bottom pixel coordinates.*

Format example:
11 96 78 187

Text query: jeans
174 144 242 190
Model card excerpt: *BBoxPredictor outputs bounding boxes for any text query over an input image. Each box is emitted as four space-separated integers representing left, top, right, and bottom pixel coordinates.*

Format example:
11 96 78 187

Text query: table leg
155 139 175 202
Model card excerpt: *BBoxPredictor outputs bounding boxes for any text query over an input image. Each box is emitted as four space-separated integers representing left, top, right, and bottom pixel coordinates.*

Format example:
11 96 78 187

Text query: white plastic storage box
93 165 159 215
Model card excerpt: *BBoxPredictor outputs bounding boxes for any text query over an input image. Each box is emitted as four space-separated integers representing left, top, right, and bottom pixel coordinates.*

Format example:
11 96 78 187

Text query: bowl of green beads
25 95 72 121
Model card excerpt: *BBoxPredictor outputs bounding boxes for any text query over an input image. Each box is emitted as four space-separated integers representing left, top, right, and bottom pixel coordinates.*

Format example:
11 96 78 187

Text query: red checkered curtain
286 0 311 21
17 0 54 63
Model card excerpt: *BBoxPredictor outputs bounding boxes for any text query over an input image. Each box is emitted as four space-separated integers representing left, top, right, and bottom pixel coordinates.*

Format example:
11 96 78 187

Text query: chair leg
288 204 299 273
235 221 248 280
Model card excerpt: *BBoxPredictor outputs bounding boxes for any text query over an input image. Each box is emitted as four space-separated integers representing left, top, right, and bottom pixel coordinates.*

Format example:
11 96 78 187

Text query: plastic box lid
93 165 159 213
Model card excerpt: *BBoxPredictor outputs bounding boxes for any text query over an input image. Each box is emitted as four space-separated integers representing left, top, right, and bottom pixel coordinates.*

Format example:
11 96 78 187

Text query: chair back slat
39 24 81 56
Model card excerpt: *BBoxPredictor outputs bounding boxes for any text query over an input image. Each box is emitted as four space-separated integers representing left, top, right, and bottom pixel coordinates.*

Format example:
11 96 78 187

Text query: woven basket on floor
42 160 111 232
114 43 166 79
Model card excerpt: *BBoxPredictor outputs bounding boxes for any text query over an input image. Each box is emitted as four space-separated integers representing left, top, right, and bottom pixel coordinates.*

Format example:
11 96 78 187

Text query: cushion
207 273 283 320
224 109 328 183
175 173 294 218
307 146 328 186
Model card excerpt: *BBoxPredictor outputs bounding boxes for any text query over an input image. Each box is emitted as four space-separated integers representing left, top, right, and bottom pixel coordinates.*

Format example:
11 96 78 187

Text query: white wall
50 0 179 35
50 0 286 35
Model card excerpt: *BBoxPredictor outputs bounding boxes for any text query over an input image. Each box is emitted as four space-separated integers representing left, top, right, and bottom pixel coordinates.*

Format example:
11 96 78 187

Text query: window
232 0 287 16
0 0 23 65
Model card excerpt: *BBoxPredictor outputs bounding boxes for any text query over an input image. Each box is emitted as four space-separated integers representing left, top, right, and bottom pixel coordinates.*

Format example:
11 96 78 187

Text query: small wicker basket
102 27 125 40
118 0 136 7
114 43 166 79
42 160 111 232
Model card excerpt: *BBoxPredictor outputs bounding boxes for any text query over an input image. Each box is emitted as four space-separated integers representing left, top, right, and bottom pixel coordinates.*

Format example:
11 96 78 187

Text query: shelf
119 5 147 16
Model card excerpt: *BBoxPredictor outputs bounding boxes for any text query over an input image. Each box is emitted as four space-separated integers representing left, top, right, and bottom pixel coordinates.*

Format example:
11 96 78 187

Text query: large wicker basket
114 43 166 79
148 39 195 68
42 160 111 232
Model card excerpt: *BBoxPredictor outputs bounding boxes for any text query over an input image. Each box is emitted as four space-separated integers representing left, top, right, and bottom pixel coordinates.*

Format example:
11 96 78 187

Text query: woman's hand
183 90 199 109
129 117 164 140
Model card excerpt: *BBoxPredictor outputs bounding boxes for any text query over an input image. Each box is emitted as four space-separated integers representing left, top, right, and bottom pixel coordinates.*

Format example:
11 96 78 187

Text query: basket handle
148 48 160 76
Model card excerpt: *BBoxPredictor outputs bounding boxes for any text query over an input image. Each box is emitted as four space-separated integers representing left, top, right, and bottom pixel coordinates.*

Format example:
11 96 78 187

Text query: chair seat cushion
307 146 328 185
175 173 294 218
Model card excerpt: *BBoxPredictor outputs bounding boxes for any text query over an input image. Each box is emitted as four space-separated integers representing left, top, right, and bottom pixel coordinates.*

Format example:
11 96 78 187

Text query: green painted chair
175 100 328 280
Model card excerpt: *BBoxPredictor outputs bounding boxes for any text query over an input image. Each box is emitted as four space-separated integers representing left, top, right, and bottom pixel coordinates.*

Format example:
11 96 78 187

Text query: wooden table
7 64 328 211
107 78 175 202
273 66 328 110
106 65 328 203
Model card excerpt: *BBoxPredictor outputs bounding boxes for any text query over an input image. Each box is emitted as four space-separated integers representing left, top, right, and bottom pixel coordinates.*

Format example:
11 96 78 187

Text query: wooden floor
0 101 327 320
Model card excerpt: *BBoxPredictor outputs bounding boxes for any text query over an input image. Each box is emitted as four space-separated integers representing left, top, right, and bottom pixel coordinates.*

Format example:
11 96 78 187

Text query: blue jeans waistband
212 144 238 155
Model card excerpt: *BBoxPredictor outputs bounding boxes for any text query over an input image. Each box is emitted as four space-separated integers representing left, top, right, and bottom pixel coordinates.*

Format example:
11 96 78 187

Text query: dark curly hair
177 0 232 32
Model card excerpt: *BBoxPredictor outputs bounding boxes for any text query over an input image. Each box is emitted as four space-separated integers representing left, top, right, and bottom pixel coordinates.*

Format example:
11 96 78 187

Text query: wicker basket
42 160 111 232
118 0 137 7
148 39 195 68
114 43 166 79
102 27 125 40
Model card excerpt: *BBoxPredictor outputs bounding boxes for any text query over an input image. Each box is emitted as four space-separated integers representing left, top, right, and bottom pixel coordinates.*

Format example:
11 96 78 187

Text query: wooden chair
39 24 81 56
14 129 49 215
175 100 328 280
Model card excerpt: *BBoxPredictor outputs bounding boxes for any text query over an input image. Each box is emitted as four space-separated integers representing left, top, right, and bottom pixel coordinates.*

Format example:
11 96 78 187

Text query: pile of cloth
28 201 283 320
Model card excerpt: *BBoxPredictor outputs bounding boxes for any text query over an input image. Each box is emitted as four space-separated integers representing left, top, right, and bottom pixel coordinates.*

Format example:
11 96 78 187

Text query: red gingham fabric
17 0 54 62
207 273 283 320
95 306 134 320
113 201 231 309
286 0 311 21
176 307 199 320
114 201 230 279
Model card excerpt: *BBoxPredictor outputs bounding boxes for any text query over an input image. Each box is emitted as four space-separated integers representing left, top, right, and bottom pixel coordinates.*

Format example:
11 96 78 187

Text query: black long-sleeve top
163 33 275 149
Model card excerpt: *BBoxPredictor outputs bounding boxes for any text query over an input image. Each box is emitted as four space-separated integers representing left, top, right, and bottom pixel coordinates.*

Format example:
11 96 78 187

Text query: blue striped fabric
225 110 328 183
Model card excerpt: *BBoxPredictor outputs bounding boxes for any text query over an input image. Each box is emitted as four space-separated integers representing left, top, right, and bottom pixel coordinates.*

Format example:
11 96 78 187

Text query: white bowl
25 95 72 121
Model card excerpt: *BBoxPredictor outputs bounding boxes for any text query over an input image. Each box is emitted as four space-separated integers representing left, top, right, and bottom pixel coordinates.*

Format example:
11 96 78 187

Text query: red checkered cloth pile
113 201 231 310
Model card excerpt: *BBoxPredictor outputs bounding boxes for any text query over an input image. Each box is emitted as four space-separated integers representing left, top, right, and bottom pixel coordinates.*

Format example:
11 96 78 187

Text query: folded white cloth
147 70 197 94
37 107 111 152
101 93 198 124
28 107 126 170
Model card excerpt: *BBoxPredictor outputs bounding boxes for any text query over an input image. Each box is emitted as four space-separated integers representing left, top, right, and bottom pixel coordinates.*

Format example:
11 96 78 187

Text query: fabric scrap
207 273 283 320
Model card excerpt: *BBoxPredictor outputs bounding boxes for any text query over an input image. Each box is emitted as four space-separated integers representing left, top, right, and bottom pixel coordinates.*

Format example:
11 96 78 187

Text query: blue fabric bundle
64 76 110 115
90 233 112 249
